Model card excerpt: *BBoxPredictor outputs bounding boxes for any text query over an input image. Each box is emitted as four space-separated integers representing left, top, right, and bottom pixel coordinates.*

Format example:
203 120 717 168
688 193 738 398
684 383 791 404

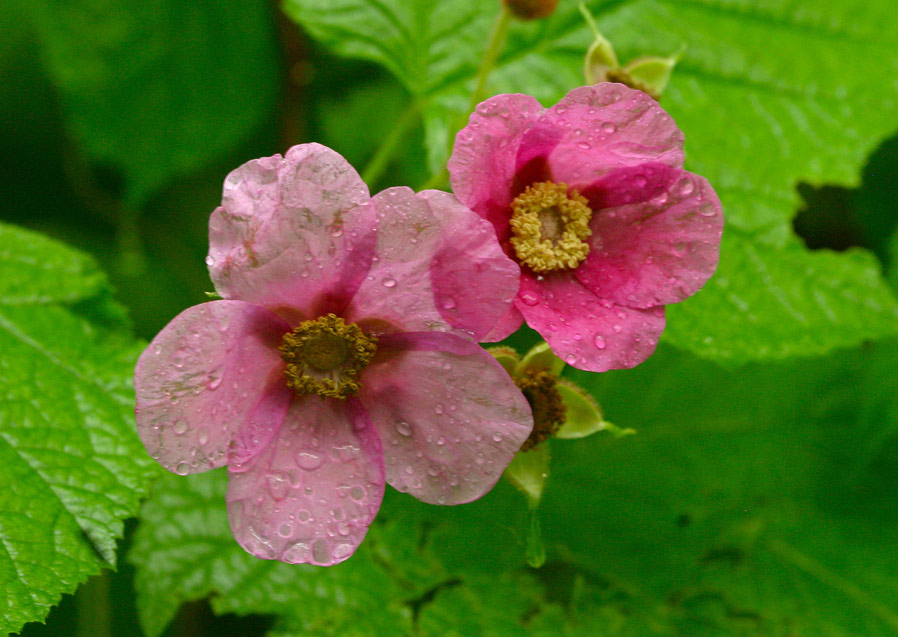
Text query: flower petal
208 143 376 319
226 397 385 566
423 190 520 340
361 332 532 505
519 83 685 191
516 274 666 372
348 187 519 338
135 300 292 475
448 93 545 240
481 303 524 342
576 172 724 308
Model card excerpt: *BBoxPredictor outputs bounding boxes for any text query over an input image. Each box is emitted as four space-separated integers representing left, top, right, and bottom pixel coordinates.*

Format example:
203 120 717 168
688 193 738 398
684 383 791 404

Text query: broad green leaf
22 0 279 205
286 0 898 363
664 232 898 363
0 222 156 635
554 344 898 634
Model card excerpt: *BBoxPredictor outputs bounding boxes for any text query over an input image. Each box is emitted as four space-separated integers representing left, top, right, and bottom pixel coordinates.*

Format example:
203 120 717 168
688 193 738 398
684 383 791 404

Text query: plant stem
76 571 112 637
468 7 512 114
361 100 421 187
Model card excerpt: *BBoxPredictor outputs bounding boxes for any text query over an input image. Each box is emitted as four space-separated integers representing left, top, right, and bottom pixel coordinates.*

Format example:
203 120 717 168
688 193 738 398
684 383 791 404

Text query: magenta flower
448 83 724 372
135 144 532 565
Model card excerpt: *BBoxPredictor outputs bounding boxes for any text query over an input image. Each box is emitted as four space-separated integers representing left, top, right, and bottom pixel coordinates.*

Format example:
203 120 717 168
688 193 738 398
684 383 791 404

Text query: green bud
555 379 634 439
580 3 619 84
622 46 684 99
504 441 550 504
517 341 565 376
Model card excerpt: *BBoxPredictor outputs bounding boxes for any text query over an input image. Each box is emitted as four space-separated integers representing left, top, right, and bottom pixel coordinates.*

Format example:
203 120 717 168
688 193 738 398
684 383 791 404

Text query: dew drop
396 421 413 437
601 121 617 134
311 538 330 564
205 255 215 267
441 297 457 310
282 541 310 564
172 420 188 435
612 324 623 334
577 141 591 150
492 433 503 443
679 178 695 196
298 510 310 522
382 277 397 288
207 374 222 390
435 403 445 415
565 354 577 365
349 485 366 501
267 471 290 500
330 225 344 238
520 292 540 306
332 543 353 560
278 522 293 538
295 449 324 471
174 462 190 476
594 334 607 349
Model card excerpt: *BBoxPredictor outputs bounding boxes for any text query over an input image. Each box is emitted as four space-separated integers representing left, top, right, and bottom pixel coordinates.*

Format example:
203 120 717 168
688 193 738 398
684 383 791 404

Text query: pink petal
422 190 520 340
448 94 545 240
516 274 666 372
135 301 292 475
481 303 524 342
519 83 685 191
360 332 532 505
208 143 376 319
348 187 518 339
226 397 385 566
576 172 724 308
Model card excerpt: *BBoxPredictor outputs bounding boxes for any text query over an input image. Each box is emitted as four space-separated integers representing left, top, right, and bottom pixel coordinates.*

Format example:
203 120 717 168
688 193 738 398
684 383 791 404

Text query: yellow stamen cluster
509 181 593 273
279 314 378 399
515 369 566 451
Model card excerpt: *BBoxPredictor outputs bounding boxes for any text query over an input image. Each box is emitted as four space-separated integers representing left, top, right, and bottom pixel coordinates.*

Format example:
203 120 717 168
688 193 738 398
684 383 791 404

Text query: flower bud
503 0 558 21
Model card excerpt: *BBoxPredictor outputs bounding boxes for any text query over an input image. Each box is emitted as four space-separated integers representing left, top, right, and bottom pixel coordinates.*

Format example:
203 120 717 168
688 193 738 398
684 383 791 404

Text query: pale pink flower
135 144 532 566
449 83 724 371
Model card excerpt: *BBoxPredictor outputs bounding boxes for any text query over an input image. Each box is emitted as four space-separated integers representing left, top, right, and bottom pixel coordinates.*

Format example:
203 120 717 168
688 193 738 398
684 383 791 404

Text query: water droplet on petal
267 471 290 500
520 292 540 306
282 541 310 563
601 121 617 134
594 335 607 349
435 403 445 415
441 297 457 310
330 225 344 238
278 522 293 538
311 539 331 564
174 462 190 476
679 178 695 196
295 449 324 471
349 485 366 501
396 421 413 437
382 277 397 288
612 324 623 334
172 420 188 435
205 255 215 267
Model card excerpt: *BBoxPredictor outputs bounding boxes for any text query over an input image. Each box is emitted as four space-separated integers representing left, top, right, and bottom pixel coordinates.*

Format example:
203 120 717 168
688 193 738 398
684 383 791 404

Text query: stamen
279 314 378 399
509 181 593 273
515 369 566 451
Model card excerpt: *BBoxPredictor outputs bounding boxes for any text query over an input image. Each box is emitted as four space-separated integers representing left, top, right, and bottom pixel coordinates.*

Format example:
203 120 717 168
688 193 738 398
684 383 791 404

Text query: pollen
279 314 378 399
509 181 592 273
515 369 566 451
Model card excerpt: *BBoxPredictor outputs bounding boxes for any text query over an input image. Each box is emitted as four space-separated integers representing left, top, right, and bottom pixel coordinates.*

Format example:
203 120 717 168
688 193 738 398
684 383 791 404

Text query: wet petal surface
576 172 724 308
516 274 666 372
208 143 376 320
226 397 384 566
135 300 291 475
361 332 532 505
448 93 545 239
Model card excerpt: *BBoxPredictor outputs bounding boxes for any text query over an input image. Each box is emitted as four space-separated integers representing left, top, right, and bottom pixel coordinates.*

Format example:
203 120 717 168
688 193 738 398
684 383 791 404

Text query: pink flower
135 144 532 566
448 83 724 372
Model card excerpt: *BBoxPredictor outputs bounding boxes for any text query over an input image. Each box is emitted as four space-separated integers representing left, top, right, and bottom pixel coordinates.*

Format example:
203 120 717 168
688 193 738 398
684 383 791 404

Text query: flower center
515 369 565 451
509 181 592 273
279 314 378 399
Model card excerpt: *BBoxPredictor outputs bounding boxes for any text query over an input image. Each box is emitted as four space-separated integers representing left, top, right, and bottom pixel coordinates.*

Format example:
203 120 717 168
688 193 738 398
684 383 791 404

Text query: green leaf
664 233 898 363
0 222 156 635
555 344 898 634
23 0 279 205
